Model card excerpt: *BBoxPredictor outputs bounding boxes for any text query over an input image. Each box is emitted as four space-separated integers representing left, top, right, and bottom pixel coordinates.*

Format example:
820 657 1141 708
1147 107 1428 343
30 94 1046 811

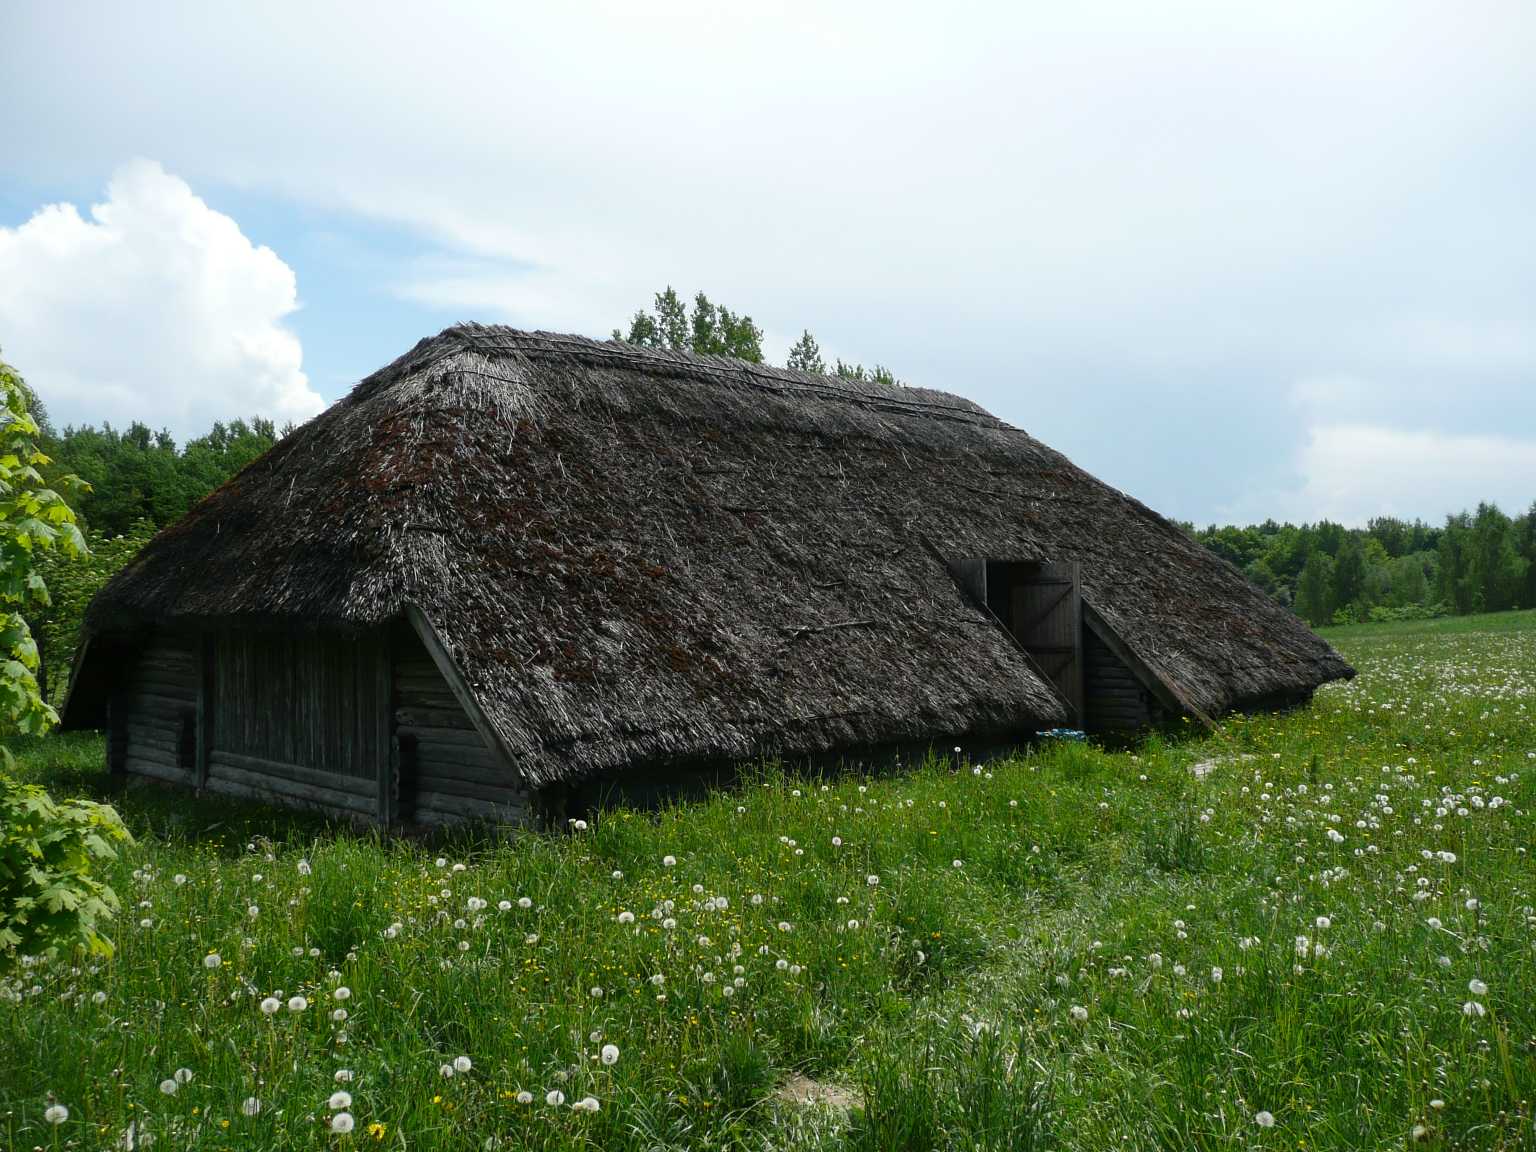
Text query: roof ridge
409 323 1003 424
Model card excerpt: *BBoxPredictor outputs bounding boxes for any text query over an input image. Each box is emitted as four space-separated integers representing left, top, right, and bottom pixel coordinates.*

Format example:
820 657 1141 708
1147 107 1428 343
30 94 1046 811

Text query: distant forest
1183 508 1536 627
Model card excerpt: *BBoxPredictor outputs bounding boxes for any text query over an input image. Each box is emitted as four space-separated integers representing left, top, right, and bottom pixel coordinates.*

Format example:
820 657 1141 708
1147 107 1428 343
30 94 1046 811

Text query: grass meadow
3 610 1534 1150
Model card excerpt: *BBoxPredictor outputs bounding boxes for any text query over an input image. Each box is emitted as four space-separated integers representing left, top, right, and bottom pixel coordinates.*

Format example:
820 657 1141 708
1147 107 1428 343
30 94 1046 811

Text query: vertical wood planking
195 632 212 791
1008 562 1084 721
212 629 385 781
374 630 395 828
1067 562 1083 723
106 691 126 775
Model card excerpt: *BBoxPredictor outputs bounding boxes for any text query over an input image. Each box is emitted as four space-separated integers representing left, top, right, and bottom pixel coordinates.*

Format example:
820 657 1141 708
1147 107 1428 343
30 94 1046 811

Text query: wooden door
1008 562 1083 721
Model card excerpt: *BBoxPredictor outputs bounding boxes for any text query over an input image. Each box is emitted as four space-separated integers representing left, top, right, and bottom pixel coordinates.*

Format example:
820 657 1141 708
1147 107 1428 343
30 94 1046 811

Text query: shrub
1366 602 1448 623
0 352 131 966
0 768 132 958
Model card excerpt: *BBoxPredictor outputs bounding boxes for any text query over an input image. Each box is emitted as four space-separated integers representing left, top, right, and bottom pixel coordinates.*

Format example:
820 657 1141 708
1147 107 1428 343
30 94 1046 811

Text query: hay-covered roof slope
75 325 1352 786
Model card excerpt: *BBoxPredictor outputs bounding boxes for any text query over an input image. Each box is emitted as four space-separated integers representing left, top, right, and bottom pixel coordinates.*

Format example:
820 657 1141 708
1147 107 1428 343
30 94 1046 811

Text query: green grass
4 612 1535 1150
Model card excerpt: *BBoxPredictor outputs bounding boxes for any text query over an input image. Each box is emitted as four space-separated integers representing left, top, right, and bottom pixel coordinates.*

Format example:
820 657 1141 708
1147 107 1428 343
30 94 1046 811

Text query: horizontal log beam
414 750 508 783
206 765 376 816
397 724 490 750
393 706 477 730
123 755 195 784
413 788 527 822
411 772 523 804
209 750 376 798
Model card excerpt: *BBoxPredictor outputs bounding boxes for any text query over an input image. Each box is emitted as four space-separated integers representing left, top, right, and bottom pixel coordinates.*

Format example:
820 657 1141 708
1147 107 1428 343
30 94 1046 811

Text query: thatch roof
67 325 1352 786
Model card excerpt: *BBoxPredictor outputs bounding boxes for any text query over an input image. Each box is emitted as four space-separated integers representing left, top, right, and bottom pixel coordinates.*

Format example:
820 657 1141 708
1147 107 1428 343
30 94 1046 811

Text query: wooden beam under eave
401 604 521 786
1082 600 1215 731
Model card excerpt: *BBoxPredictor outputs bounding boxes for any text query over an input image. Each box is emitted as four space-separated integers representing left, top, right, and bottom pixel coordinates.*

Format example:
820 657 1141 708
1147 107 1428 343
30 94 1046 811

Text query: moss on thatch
67 325 1352 786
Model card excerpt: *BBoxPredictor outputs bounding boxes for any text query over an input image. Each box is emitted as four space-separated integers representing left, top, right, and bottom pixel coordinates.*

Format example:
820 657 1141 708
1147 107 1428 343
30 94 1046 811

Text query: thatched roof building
62 325 1352 825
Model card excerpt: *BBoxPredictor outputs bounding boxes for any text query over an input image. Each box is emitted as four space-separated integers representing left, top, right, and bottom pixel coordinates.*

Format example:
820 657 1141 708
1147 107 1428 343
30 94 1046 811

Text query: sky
1 1 1533 527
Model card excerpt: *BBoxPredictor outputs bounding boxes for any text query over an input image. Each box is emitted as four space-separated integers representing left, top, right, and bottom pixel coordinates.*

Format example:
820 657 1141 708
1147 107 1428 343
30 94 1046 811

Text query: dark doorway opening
984 560 1083 720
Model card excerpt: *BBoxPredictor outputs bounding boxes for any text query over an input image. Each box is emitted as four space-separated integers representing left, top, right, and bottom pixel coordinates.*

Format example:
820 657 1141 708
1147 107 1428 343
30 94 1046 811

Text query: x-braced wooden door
1007 562 1083 721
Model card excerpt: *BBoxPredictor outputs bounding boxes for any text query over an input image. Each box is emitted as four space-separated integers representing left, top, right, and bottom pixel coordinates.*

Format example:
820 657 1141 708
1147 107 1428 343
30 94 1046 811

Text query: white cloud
1210 376 1536 526
0 159 325 440
1288 423 1536 526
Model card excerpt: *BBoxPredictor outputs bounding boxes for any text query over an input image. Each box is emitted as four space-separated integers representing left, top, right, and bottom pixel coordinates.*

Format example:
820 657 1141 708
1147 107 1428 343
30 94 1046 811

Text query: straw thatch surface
74 326 1352 786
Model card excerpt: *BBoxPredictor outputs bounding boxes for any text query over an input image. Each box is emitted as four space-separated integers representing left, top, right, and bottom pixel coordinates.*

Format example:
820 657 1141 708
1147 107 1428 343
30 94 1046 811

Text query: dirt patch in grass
776 1073 859 1113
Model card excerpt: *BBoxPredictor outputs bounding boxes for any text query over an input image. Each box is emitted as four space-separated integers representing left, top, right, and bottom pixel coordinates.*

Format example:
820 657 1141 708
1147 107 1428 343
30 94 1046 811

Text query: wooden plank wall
204 629 382 816
120 633 198 785
115 623 527 827
391 621 528 826
211 631 382 780
1083 628 1151 732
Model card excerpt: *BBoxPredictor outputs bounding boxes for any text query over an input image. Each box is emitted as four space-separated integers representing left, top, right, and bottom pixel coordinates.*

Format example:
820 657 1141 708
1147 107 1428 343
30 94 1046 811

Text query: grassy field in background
3 612 1534 1150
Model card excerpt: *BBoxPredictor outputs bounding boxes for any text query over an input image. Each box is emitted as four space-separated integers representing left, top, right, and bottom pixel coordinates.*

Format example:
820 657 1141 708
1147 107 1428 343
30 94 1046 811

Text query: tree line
1184 506 1536 627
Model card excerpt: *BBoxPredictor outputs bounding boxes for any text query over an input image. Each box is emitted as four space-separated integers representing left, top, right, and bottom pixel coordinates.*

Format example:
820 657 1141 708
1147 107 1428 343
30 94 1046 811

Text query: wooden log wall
119 633 198 785
1082 627 1151 732
390 621 528 826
